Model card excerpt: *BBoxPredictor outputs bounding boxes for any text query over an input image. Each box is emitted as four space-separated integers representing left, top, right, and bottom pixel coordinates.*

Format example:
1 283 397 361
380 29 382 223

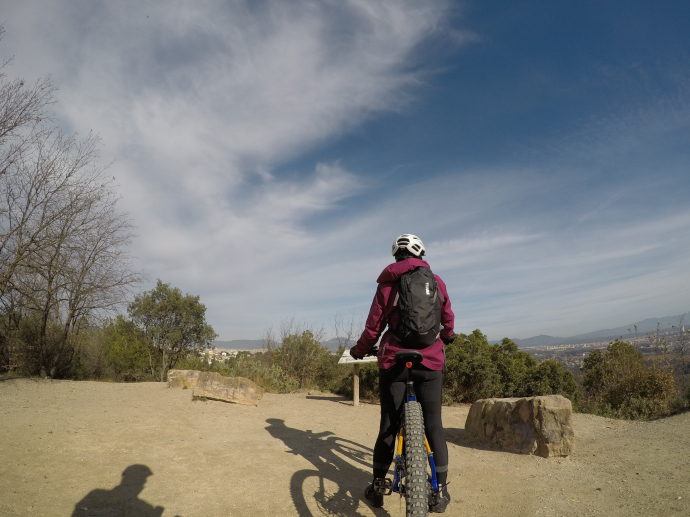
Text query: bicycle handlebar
349 344 379 360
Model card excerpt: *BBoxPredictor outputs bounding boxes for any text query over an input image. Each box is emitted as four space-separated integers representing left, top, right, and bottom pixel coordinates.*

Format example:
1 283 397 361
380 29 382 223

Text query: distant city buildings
200 348 262 364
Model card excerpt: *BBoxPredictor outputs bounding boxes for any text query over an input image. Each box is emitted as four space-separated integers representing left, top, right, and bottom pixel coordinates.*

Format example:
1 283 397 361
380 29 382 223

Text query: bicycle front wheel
403 400 428 516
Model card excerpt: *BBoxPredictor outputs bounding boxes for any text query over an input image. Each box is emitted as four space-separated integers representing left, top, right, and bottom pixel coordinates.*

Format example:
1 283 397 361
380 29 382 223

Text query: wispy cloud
3 0 458 337
2 1 688 341
532 67 690 171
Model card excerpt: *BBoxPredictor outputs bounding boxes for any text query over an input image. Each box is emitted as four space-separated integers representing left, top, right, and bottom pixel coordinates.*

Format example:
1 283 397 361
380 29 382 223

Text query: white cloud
447 207 690 340
0 0 462 338
2 2 689 341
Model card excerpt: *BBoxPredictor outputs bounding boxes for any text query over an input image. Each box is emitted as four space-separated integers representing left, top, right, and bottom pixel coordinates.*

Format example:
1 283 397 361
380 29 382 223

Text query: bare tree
0 32 60 298
6 133 141 376
0 32 142 375
279 318 326 345
647 323 669 371
260 325 278 353
0 26 56 174
331 309 363 350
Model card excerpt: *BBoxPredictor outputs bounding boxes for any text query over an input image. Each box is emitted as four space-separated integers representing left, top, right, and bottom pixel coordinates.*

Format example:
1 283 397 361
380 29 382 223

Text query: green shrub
14 315 73 378
443 330 503 402
275 330 331 389
490 338 538 397
315 345 351 393
525 360 581 408
69 328 109 380
230 352 299 393
581 340 677 419
100 316 153 381
442 330 580 405
670 385 690 413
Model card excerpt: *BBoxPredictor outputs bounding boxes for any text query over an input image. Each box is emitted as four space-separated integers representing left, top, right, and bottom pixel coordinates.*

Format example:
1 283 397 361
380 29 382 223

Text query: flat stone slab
193 372 264 406
465 395 575 458
167 369 201 389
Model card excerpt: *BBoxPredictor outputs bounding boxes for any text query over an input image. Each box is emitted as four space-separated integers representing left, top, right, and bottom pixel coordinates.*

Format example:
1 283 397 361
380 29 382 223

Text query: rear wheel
403 401 428 516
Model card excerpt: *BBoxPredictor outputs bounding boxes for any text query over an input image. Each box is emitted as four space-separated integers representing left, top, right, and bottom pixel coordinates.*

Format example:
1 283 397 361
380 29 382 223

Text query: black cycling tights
372 363 448 486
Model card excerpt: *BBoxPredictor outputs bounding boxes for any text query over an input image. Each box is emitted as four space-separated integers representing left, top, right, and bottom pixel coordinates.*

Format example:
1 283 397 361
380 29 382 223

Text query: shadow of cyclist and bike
265 418 395 517
68 425 483 516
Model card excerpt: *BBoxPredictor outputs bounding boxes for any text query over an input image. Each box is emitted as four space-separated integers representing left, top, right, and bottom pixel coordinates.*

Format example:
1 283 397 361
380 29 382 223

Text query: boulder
167 369 201 389
193 372 264 406
464 395 575 458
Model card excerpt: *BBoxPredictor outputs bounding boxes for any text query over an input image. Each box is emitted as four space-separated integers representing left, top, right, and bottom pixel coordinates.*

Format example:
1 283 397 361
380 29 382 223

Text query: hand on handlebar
442 333 457 345
350 345 379 360
349 345 363 360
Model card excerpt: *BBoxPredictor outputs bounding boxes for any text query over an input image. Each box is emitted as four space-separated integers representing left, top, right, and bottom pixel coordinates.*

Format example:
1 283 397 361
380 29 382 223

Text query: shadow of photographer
265 418 392 517
71 464 177 517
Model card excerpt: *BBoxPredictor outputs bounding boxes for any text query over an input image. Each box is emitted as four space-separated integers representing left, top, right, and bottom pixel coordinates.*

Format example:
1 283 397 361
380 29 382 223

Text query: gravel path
1 378 688 516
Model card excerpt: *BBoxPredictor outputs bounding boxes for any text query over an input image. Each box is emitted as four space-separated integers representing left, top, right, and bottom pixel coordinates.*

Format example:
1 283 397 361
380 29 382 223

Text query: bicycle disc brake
394 455 406 496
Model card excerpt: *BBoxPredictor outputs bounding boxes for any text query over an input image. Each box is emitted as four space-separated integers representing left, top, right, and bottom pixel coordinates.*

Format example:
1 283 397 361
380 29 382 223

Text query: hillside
511 312 688 347
1 378 688 516
213 312 689 351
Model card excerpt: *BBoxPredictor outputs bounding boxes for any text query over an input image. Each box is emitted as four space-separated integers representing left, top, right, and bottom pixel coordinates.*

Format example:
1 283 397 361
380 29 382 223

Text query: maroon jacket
353 258 455 371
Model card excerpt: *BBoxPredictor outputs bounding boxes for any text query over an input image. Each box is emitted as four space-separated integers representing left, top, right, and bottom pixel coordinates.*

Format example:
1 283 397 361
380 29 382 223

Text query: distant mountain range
214 312 688 351
510 313 688 348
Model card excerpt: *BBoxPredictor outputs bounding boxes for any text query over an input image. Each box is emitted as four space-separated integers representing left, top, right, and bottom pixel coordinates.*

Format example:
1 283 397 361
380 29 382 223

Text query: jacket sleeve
436 276 455 340
353 284 389 356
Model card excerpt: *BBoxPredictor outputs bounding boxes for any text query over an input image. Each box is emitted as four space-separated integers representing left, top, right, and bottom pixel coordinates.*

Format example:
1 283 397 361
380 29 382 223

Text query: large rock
167 369 201 389
193 372 264 406
464 395 575 458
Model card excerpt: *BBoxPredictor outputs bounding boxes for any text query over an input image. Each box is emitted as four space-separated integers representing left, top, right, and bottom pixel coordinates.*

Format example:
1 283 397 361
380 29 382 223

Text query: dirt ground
1 378 688 517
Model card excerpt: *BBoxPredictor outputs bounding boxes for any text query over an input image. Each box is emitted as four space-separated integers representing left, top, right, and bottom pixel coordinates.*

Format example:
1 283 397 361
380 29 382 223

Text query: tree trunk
160 349 166 382
147 348 155 378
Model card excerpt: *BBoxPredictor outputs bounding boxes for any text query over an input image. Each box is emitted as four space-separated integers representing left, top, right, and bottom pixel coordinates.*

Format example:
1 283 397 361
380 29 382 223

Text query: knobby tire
403 401 428 516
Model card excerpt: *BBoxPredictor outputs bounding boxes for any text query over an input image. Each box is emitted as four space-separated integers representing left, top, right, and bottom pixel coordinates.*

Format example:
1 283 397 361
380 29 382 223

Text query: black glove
350 345 364 360
442 333 457 345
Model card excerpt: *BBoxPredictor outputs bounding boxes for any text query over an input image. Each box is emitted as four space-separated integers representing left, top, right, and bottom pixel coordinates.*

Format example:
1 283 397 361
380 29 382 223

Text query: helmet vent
391 234 425 257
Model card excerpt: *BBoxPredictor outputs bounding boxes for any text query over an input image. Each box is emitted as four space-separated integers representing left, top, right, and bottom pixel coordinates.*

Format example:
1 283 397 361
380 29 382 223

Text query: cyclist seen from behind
350 234 455 513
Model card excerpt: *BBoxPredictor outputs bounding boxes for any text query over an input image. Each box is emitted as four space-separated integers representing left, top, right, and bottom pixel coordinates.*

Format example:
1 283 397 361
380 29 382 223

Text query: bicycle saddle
394 350 424 365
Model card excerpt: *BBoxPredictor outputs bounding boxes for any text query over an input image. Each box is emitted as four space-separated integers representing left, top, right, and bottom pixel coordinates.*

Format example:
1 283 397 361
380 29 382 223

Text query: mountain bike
375 350 438 517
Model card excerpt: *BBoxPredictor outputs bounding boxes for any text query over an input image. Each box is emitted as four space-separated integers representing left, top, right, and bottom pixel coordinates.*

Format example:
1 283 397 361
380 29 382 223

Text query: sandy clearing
0 378 688 517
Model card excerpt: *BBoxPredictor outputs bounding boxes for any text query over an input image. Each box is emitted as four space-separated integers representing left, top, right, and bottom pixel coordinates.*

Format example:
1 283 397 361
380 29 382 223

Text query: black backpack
392 266 442 348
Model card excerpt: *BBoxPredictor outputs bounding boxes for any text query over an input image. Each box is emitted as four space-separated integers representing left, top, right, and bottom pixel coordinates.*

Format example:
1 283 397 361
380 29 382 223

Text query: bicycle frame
391 359 439 496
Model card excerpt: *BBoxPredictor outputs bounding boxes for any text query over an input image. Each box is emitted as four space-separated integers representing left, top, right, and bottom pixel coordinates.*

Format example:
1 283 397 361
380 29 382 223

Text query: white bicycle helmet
391 234 425 257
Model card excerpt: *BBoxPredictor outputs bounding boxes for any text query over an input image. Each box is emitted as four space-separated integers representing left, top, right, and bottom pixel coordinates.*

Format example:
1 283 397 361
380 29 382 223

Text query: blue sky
2 0 689 341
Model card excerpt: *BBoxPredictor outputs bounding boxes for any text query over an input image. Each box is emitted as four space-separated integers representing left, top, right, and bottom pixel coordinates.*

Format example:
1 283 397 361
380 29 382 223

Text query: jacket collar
376 257 430 283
